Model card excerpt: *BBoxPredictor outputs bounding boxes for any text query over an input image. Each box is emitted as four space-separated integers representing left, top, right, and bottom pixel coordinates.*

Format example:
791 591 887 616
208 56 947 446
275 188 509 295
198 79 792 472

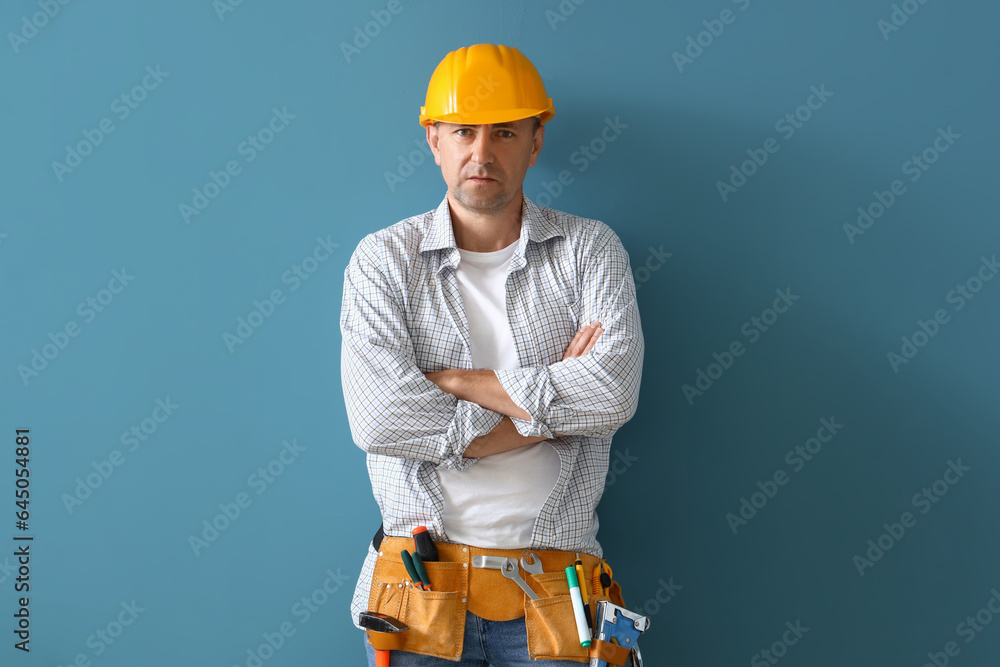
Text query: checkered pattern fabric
341 194 644 628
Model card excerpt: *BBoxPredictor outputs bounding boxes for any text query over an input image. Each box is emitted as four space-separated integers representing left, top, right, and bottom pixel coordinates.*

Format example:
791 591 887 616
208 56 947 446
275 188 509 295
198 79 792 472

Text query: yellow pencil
574 554 589 605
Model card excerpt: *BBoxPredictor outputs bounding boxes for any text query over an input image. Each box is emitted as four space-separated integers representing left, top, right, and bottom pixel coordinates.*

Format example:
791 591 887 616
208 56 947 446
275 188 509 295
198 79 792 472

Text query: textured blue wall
3 0 999 665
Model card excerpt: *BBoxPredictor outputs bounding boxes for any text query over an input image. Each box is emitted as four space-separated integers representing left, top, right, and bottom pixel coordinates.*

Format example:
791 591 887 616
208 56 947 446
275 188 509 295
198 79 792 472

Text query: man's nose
470 132 494 165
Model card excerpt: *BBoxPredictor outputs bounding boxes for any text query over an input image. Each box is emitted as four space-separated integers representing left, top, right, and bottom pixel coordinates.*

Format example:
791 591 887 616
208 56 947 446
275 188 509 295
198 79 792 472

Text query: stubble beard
451 179 515 217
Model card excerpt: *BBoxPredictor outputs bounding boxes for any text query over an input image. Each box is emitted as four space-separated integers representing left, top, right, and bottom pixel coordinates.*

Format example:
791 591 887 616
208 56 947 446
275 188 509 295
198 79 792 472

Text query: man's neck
447 191 523 252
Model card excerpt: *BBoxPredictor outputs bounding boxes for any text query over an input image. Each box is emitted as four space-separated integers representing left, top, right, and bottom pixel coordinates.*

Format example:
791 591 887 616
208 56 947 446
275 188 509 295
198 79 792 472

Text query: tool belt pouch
367 537 628 664
366 550 467 661
523 565 626 663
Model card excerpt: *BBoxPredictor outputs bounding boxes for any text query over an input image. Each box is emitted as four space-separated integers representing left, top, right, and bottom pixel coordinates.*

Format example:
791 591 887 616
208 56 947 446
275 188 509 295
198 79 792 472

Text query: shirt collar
419 194 565 270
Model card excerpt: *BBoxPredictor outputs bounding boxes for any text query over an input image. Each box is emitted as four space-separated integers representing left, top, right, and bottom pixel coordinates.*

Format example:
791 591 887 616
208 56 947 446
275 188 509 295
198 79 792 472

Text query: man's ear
427 123 442 166
527 123 544 168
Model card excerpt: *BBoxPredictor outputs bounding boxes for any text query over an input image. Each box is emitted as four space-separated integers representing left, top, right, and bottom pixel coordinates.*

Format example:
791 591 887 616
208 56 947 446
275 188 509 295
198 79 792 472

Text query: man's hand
563 321 603 361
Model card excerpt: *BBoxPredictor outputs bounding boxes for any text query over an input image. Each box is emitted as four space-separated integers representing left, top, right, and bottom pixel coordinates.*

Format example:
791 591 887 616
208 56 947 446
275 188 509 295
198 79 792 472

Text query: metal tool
520 551 544 575
472 555 512 569
472 555 539 600
359 611 408 667
590 600 649 667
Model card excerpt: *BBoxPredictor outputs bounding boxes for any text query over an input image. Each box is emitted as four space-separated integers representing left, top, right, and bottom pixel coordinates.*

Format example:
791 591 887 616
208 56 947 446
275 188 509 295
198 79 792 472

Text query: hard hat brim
419 104 554 128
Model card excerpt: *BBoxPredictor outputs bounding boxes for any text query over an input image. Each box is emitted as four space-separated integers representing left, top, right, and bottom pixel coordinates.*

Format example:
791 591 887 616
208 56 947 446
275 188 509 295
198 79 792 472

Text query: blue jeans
363 610 585 666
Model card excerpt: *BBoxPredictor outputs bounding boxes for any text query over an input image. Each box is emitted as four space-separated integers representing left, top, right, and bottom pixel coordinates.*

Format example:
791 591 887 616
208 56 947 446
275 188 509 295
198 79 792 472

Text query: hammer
359 611 408 666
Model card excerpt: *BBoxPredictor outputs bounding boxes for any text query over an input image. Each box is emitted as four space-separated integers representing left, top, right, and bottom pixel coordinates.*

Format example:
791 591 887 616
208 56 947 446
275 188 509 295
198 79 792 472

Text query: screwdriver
401 550 426 590
412 552 432 590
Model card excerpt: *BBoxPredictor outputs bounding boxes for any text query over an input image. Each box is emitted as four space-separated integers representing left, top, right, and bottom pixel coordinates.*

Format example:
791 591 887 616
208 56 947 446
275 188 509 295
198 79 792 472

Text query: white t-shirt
436 234 562 548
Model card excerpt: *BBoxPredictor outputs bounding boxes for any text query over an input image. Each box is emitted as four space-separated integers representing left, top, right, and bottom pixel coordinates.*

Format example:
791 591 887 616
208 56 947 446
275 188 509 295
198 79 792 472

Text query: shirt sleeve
493 227 644 439
339 237 504 469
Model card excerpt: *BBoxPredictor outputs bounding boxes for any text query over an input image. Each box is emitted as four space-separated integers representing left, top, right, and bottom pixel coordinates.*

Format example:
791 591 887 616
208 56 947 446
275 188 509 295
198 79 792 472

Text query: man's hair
433 116 542 133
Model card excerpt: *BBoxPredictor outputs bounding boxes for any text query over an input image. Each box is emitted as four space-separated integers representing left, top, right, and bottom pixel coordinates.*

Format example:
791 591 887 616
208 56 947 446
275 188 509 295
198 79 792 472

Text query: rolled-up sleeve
340 237 504 469
494 229 644 439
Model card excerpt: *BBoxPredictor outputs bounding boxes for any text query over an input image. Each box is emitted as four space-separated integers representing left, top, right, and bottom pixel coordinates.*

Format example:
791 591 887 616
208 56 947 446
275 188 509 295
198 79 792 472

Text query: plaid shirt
340 194 644 628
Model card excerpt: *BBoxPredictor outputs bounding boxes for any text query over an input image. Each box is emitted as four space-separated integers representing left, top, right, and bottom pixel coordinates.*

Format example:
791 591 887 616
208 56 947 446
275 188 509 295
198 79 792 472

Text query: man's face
427 117 543 217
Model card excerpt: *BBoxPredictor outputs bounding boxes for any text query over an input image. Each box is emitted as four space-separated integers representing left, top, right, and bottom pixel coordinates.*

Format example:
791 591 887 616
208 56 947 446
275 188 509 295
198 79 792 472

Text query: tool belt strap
590 638 633 666
373 535 607 622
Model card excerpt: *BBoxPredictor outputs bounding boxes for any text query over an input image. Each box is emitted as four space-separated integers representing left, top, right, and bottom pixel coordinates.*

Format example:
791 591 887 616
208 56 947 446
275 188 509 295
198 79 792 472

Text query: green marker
565 566 592 647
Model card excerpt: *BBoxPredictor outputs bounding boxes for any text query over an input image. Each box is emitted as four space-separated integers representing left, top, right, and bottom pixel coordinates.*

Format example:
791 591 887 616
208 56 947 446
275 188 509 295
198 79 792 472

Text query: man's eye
456 128 471 136
498 130 514 137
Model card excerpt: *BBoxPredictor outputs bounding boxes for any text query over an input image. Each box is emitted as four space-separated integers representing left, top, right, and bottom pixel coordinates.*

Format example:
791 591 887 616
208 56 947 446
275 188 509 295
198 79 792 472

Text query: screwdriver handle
412 526 438 562
411 552 432 591
400 550 423 589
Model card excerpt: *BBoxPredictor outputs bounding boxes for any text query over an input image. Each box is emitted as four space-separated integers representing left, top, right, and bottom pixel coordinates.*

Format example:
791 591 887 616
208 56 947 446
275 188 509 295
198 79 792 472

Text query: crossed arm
341 229 642 469
425 322 604 458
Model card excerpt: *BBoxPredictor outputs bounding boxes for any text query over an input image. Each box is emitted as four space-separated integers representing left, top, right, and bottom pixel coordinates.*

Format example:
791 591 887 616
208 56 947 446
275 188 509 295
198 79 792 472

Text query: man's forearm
464 415 549 458
426 324 607 423
435 369 532 421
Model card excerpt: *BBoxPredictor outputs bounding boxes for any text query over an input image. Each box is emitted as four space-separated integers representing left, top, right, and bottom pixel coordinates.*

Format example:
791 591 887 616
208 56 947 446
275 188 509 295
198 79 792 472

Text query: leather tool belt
366 535 626 663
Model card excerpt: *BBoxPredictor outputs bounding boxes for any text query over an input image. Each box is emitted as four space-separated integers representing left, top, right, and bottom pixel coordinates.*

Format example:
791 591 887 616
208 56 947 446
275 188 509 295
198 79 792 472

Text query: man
341 44 644 666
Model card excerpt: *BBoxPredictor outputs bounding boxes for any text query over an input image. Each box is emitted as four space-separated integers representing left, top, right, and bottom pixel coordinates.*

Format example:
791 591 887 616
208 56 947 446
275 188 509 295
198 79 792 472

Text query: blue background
3 0 999 665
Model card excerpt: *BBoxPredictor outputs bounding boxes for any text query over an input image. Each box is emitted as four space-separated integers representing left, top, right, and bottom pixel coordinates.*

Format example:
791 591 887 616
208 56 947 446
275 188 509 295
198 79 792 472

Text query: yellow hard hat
419 44 554 128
